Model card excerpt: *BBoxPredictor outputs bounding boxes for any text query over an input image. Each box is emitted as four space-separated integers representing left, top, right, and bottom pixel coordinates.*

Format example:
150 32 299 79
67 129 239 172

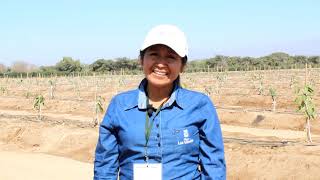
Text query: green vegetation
0 86 7 95
92 95 105 127
294 85 317 143
34 94 45 120
1 52 320 77
269 87 277 112
251 72 264 95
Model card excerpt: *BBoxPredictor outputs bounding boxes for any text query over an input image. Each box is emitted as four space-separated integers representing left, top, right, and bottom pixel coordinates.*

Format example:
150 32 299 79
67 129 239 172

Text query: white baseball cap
140 24 188 58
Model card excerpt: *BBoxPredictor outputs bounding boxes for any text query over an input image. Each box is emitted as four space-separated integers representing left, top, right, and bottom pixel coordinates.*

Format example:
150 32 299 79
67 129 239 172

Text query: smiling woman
140 44 185 107
94 24 226 179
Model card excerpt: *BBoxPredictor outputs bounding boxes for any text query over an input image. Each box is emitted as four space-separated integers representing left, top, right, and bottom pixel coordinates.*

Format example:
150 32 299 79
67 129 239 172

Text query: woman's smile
153 68 168 76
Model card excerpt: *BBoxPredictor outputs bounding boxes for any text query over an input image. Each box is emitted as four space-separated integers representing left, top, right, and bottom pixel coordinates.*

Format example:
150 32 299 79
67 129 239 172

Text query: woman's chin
147 79 172 88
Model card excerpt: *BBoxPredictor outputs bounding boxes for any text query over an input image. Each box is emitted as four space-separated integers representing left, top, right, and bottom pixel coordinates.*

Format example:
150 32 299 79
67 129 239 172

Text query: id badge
133 163 162 180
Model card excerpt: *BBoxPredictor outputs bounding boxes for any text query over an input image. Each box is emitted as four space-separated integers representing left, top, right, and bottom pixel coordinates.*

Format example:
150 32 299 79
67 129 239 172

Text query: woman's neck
147 84 173 108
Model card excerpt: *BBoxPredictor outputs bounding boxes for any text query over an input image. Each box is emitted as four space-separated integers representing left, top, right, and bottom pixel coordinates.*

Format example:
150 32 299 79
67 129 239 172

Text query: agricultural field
0 68 320 179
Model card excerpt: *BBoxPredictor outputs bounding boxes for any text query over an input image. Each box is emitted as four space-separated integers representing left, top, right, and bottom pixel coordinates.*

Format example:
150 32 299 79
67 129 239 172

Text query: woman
94 24 226 179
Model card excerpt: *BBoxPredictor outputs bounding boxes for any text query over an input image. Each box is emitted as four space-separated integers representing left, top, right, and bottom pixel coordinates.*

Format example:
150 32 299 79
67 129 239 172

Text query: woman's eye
167 56 177 62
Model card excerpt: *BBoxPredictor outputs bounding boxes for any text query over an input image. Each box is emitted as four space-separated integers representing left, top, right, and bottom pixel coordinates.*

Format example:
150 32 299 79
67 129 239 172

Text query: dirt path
0 109 90 122
0 150 93 180
221 124 319 139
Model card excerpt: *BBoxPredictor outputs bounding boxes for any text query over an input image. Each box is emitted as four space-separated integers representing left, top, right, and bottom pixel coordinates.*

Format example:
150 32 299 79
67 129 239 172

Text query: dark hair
139 49 187 65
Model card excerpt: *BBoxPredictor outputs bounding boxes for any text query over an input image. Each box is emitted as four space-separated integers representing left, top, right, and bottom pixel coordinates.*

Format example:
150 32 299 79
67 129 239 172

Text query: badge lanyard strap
144 97 166 164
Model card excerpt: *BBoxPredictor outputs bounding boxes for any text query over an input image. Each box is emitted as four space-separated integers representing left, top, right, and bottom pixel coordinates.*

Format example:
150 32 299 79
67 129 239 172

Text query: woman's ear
138 52 144 66
139 58 143 66
180 64 186 72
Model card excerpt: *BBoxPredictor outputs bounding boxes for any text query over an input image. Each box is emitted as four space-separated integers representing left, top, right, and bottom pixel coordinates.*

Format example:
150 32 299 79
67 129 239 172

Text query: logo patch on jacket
177 129 194 145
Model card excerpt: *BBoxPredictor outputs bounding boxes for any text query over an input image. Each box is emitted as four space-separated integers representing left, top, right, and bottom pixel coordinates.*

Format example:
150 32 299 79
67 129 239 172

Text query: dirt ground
1 108 320 180
1 70 320 179
0 150 93 180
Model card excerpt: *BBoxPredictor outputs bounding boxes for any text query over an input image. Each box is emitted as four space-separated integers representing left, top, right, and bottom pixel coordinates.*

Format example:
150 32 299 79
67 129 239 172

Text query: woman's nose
154 56 169 64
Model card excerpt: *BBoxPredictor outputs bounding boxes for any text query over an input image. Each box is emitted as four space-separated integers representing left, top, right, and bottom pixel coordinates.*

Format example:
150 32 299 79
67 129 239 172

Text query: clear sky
0 0 319 66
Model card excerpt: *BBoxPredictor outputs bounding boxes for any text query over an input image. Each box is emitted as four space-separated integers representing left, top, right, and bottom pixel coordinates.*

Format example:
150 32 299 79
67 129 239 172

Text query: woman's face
141 44 185 89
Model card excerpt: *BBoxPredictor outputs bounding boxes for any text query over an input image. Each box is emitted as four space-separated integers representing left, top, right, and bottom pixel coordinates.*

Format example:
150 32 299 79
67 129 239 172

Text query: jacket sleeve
94 97 119 180
199 95 226 180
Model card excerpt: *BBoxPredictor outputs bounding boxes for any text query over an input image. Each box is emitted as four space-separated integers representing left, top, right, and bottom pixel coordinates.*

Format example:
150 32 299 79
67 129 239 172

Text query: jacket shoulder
112 89 139 108
177 88 212 106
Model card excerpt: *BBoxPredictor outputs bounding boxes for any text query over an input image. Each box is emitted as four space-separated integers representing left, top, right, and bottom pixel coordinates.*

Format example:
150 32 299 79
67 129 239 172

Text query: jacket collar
124 78 184 111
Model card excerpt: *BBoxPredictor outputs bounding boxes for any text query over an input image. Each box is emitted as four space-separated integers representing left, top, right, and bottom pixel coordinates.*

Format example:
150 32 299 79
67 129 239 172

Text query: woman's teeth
153 70 167 76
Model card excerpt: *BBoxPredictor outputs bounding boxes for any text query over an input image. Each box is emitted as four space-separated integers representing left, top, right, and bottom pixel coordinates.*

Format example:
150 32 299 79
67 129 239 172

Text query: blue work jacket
94 79 226 179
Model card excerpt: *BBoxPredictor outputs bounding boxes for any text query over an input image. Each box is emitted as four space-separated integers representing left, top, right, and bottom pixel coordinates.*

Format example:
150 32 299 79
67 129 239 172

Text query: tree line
1 52 320 77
